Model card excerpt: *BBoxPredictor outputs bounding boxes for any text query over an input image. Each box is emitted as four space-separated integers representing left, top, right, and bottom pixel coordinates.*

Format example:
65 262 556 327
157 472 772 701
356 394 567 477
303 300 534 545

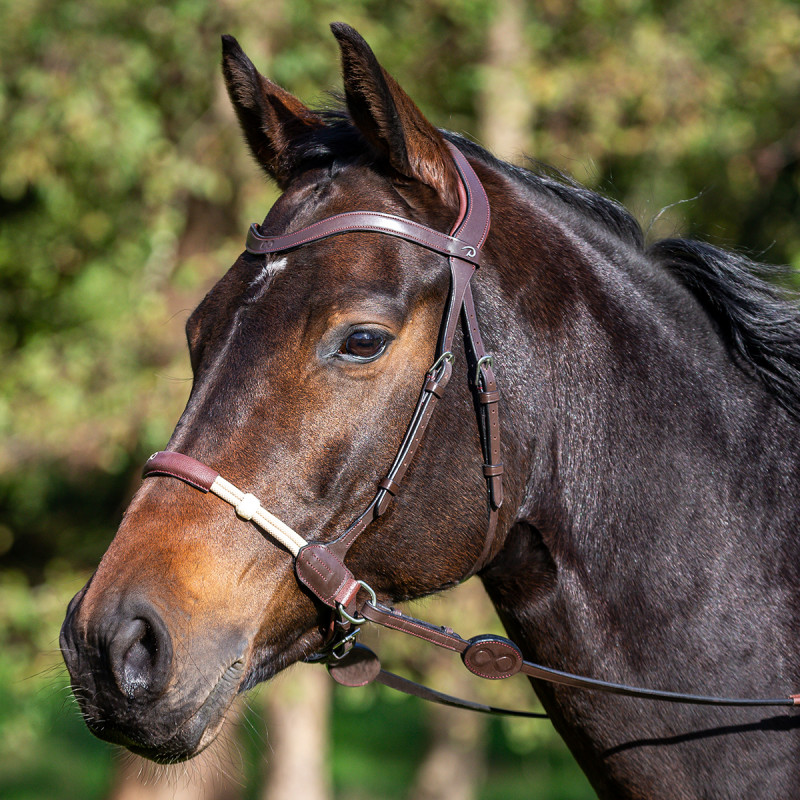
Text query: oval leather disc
461 635 523 679
327 644 382 687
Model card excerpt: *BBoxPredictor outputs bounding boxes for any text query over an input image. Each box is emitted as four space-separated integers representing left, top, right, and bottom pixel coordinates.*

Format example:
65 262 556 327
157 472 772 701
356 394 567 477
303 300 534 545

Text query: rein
142 144 800 717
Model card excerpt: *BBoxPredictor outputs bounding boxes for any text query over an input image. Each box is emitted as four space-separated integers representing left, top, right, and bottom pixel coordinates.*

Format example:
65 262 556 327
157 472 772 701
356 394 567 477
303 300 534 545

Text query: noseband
142 144 799 717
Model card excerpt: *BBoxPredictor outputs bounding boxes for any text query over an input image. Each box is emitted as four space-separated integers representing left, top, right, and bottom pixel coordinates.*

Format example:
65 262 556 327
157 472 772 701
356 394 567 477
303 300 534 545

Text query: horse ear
330 23 461 210
221 35 325 186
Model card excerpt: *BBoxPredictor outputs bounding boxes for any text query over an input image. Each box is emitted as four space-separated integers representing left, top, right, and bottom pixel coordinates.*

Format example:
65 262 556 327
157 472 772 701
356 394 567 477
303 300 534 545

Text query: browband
247 211 483 266
245 143 490 267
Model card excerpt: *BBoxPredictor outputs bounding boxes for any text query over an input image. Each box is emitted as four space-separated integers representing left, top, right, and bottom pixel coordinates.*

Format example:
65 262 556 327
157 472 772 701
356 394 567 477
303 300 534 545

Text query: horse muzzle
60 582 248 762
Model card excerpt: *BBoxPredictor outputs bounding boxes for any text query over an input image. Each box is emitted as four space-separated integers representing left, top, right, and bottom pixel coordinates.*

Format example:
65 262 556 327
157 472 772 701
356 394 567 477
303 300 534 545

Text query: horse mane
452 136 800 416
295 111 800 415
648 238 800 414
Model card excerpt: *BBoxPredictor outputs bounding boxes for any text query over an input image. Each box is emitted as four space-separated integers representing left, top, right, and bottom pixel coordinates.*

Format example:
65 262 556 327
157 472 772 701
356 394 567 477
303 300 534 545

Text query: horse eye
340 330 387 360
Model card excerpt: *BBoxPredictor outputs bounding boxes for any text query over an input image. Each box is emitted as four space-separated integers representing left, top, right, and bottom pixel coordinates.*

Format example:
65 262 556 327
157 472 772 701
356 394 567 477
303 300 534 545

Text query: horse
60 22 800 799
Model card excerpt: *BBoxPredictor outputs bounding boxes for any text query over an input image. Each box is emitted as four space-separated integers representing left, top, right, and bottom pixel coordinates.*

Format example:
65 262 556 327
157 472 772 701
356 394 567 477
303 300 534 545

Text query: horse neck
477 179 800 798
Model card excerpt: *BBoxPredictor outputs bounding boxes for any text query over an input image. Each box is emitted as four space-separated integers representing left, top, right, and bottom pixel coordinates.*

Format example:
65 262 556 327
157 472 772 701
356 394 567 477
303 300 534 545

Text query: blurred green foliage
0 567 112 799
1 0 798 797
2 0 800 571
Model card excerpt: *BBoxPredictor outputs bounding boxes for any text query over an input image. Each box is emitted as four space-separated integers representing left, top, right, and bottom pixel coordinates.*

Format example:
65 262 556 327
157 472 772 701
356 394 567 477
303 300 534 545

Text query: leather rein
142 143 799 717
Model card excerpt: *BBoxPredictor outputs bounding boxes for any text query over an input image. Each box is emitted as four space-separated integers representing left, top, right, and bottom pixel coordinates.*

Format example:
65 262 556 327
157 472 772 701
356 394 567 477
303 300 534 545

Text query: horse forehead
246 256 290 297
245 161 456 291
267 163 401 230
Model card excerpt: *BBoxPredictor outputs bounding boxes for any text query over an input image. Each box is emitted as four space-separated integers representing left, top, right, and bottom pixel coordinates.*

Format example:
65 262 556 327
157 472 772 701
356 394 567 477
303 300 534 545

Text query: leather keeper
295 543 359 609
375 489 393 517
379 477 400 496
490 477 504 509
424 376 444 398
478 389 500 404
484 464 504 509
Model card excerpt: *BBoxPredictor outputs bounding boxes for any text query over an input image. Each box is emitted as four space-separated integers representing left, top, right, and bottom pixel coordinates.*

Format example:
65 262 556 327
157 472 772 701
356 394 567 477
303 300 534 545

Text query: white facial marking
251 256 288 287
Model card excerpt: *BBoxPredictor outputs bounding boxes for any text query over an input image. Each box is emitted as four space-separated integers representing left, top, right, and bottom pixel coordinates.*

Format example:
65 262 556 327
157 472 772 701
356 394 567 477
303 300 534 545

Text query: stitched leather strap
460 285 503 576
247 212 482 266
143 451 219 492
358 602 798 708
294 543 360 610
246 144 489 268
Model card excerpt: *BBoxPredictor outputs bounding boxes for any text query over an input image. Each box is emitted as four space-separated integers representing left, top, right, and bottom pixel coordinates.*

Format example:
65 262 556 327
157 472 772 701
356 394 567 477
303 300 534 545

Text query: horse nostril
120 620 155 696
109 612 172 700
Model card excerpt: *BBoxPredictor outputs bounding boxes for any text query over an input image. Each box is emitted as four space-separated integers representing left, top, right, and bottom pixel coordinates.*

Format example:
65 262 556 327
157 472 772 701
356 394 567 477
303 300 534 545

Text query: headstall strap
141 144 800 716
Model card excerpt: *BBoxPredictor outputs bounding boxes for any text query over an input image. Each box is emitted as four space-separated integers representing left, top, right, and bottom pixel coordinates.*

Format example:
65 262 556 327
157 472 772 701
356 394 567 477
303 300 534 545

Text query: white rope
210 476 308 556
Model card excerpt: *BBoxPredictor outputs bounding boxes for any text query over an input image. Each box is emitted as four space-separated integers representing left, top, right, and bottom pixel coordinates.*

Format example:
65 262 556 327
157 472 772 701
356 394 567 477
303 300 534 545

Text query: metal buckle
427 351 454 380
303 624 362 664
328 627 363 661
474 354 494 386
336 580 377 626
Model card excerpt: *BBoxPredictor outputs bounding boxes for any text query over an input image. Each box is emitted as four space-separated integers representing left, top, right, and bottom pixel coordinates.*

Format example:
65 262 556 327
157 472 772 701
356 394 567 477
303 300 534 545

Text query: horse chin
238 624 328 693
84 658 245 763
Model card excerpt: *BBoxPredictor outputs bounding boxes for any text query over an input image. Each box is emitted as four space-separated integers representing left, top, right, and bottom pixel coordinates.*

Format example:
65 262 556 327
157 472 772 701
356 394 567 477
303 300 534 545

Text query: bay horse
61 23 800 799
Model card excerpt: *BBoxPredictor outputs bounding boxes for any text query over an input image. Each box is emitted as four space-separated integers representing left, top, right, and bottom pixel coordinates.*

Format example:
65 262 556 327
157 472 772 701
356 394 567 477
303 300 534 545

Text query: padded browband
245 143 489 265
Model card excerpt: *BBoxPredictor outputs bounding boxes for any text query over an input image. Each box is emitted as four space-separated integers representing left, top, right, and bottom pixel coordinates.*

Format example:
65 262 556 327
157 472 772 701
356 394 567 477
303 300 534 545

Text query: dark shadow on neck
602 713 800 758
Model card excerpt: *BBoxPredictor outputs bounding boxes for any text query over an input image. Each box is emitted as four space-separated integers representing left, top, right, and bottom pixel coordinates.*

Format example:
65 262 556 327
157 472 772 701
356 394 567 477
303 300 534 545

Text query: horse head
60 24 516 762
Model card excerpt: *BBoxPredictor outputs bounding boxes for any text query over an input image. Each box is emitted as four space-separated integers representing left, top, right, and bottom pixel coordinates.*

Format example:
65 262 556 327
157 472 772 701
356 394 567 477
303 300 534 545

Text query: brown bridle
142 144 799 718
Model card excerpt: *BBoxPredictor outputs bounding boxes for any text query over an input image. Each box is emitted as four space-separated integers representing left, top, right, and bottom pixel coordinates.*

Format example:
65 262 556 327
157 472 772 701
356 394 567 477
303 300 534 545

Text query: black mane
649 238 800 414
444 132 646 251
297 112 800 415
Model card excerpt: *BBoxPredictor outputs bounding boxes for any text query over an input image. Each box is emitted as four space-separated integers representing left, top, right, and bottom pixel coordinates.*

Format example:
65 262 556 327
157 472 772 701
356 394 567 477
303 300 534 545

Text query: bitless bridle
143 144 800 717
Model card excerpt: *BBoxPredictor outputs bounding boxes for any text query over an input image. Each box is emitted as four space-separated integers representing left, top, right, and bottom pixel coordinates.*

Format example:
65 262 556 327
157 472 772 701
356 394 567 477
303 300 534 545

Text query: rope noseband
143 144 800 717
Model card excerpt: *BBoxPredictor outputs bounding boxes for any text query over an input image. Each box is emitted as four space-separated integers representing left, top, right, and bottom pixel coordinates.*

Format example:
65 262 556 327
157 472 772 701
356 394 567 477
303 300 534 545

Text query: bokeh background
2 0 799 798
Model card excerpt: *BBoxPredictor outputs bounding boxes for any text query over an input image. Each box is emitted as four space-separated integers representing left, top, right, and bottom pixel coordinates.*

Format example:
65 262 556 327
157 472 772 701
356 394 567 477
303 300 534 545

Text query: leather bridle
142 144 799 717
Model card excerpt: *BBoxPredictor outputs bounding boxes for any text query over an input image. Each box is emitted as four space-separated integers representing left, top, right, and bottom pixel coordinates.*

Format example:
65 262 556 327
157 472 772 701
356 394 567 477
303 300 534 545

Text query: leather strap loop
378 477 400 496
423 376 444 397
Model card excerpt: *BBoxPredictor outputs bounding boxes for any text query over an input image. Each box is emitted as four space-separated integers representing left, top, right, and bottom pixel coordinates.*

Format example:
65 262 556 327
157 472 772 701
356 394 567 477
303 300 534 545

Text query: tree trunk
407 671 486 800
260 663 332 800
407 581 490 800
477 0 532 162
